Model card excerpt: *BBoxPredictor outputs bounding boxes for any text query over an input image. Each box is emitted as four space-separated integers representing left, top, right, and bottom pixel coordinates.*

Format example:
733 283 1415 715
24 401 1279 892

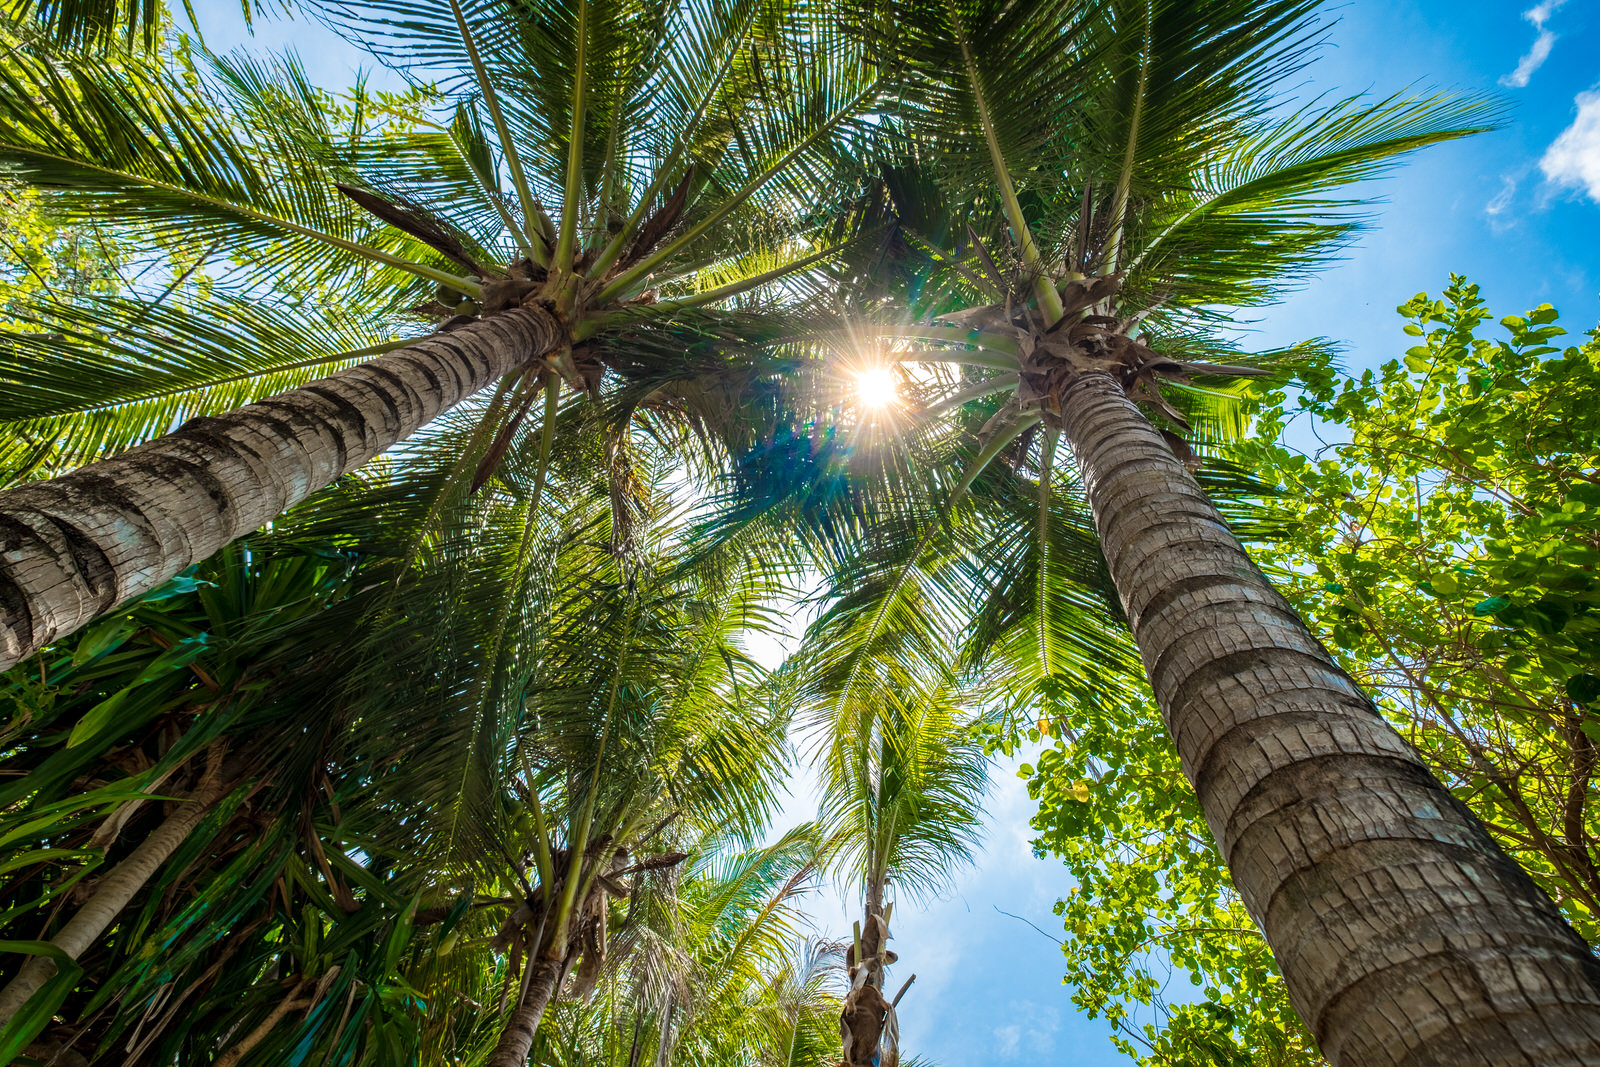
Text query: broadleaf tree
1238 278 1600 936
1026 281 1600 1066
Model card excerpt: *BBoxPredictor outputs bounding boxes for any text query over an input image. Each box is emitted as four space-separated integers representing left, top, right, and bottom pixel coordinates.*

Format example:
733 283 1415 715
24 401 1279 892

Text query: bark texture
0 306 562 669
487 953 564 1067
841 895 895 1067
0 781 225 1027
1058 369 1600 1066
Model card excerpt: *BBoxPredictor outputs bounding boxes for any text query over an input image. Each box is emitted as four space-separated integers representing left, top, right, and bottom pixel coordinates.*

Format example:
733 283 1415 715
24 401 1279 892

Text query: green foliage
0 487 805 1064
1238 276 1600 935
530 830 845 1067
0 540 434 1064
0 183 132 316
806 666 991 900
0 0 879 504
0 0 1544 1062
5 1 262 52
0 372 808 1062
1021 694 1322 1066
1027 279 1600 1066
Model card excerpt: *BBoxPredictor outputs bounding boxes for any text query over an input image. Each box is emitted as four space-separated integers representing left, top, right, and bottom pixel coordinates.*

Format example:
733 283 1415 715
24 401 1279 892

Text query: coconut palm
795 652 987 1067
0 0 876 669
542 936 848 1067
339 428 798 1066
808 0 1600 1060
528 827 846 1067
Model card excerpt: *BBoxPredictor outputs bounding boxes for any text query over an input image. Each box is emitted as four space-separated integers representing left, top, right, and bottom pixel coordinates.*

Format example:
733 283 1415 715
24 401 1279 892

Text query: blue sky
1248 0 1600 368
193 2 1600 1064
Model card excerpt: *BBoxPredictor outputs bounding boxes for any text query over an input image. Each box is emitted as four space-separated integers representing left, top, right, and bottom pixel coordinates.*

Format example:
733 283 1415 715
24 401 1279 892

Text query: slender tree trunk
1057 369 1600 1066
0 780 226 1027
214 965 338 1067
0 306 563 669
841 883 892 1067
486 952 564 1067
214 980 310 1067
653 993 674 1067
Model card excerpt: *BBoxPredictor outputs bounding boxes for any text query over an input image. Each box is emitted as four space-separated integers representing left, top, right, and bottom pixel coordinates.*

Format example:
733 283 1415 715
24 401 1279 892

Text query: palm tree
300 416 797 1066
529 828 845 1067
818 0 1600 1059
486 552 787 1062
0 377 799 1064
797 650 987 1067
0 0 876 669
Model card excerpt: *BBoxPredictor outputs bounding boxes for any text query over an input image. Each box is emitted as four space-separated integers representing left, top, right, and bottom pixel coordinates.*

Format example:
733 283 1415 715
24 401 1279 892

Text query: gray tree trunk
1057 369 1600 1066
0 306 562 670
487 952 564 1067
0 780 226 1027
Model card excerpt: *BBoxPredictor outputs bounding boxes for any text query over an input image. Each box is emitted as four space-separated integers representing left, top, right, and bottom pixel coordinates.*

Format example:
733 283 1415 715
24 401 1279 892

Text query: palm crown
5 1 1596 1065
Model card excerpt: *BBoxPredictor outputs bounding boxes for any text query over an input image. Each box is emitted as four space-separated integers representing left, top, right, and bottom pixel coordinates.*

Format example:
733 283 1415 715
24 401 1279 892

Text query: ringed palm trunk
1058 369 1600 1065
0 306 562 670
488 848 630 1064
487 951 565 1067
0 777 227 1027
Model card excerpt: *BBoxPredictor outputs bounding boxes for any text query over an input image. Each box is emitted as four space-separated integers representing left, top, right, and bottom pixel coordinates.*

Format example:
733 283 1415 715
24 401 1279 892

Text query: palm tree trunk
653 993 674 1067
0 779 226 1027
486 952 564 1067
841 885 892 1067
1056 369 1600 1065
0 306 563 670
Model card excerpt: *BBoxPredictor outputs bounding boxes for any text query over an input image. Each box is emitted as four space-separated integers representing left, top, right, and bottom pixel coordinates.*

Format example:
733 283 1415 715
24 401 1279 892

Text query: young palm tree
824 0 1600 1060
476 564 788 1065
328 421 797 1066
798 651 987 1067
529 828 844 1067
0 0 876 669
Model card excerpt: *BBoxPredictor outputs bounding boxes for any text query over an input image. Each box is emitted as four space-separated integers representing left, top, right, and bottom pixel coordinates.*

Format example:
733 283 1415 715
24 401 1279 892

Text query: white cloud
1541 91 1600 203
1485 175 1518 217
1501 0 1566 88
1502 32 1554 89
992 1001 1061 1059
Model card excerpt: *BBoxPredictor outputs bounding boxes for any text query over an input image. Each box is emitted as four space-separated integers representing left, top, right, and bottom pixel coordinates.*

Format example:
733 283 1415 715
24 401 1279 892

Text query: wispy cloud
1485 175 1518 217
1501 0 1567 88
992 1001 1061 1060
1541 91 1600 202
1483 174 1522 229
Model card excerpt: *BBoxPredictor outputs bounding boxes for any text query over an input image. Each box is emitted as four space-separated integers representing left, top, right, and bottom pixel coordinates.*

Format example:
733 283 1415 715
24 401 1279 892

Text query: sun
855 365 899 409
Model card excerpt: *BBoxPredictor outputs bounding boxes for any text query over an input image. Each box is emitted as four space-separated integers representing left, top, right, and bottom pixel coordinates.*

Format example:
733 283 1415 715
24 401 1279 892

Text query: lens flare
855 366 898 408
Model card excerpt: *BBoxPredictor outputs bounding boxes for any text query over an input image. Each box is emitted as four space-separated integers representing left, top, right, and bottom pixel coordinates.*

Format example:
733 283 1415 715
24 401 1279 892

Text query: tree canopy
2 0 1596 1065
